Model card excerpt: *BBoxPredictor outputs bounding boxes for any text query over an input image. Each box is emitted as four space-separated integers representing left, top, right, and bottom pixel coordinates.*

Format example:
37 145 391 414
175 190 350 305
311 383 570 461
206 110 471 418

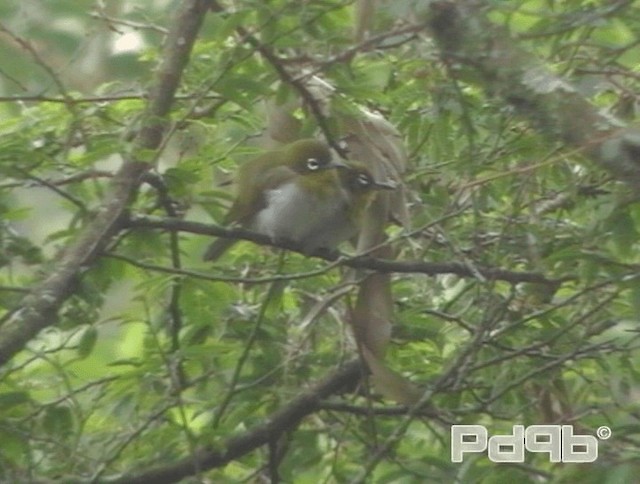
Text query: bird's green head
283 139 345 174
339 161 396 223
340 161 397 194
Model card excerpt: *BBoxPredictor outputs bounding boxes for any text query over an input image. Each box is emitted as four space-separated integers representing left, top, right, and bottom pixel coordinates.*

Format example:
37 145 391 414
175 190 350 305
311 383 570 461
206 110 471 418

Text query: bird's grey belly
251 183 354 252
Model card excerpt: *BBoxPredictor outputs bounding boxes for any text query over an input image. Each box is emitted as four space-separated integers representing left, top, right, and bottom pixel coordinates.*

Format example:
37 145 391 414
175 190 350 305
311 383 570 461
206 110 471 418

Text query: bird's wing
260 164 298 190
225 164 297 224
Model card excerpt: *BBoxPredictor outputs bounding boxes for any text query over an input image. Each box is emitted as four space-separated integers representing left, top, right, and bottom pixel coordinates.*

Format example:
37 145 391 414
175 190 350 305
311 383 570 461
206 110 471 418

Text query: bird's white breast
251 181 355 252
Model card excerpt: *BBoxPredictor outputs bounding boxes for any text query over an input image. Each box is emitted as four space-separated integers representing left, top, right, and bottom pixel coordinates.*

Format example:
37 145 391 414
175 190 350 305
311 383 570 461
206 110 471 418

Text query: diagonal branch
0 0 212 367
427 0 640 186
209 0 346 155
104 359 363 484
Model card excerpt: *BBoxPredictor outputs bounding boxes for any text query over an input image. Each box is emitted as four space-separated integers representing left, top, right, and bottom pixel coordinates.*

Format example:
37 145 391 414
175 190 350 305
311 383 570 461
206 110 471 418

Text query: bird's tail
202 238 236 261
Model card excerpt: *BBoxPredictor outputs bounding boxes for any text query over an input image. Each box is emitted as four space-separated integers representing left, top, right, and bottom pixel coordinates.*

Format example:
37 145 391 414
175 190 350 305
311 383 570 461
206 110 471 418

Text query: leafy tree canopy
0 1 639 482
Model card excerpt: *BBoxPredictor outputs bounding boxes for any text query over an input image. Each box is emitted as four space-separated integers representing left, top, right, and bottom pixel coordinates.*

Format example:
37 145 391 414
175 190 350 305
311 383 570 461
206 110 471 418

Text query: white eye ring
357 173 371 187
306 158 320 170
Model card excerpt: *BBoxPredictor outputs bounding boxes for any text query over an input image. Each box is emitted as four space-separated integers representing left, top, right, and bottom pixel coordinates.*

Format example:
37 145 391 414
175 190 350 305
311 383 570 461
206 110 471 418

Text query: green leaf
0 427 29 463
77 326 98 359
42 405 74 439
0 391 31 410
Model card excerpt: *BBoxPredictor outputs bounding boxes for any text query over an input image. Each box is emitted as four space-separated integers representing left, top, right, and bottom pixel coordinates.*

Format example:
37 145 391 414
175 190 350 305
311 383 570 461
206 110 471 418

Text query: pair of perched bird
203 138 395 261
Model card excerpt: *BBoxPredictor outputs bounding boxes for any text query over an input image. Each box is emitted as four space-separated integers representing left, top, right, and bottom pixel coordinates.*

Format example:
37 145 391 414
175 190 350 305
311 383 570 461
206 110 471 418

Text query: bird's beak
328 160 349 170
373 179 398 190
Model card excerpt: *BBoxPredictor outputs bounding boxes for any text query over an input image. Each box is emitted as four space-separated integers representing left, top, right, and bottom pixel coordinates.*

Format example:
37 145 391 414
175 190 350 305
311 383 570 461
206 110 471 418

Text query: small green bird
330 160 397 241
203 139 396 261
203 139 344 261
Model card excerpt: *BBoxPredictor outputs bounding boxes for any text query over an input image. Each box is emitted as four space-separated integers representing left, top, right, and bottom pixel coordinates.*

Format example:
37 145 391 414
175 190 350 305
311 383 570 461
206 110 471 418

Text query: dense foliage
1 1 639 482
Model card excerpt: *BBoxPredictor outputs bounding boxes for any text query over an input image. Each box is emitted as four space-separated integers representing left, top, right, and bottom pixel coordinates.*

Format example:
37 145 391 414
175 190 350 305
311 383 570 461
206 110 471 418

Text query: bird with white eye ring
203 139 395 261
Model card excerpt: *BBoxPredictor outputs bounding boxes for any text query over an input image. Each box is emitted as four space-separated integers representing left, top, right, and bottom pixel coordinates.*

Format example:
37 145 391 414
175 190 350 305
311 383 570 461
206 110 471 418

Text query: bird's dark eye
306 158 320 170
357 173 371 187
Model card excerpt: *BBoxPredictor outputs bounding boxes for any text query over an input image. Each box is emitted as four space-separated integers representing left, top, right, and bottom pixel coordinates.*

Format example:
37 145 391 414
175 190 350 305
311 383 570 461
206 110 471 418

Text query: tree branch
104 359 364 484
427 0 640 186
125 215 565 285
0 0 211 367
209 0 346 155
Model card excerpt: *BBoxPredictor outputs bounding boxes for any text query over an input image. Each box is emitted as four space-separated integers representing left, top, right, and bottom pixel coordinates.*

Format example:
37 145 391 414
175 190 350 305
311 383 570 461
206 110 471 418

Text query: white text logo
451 425 610 463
